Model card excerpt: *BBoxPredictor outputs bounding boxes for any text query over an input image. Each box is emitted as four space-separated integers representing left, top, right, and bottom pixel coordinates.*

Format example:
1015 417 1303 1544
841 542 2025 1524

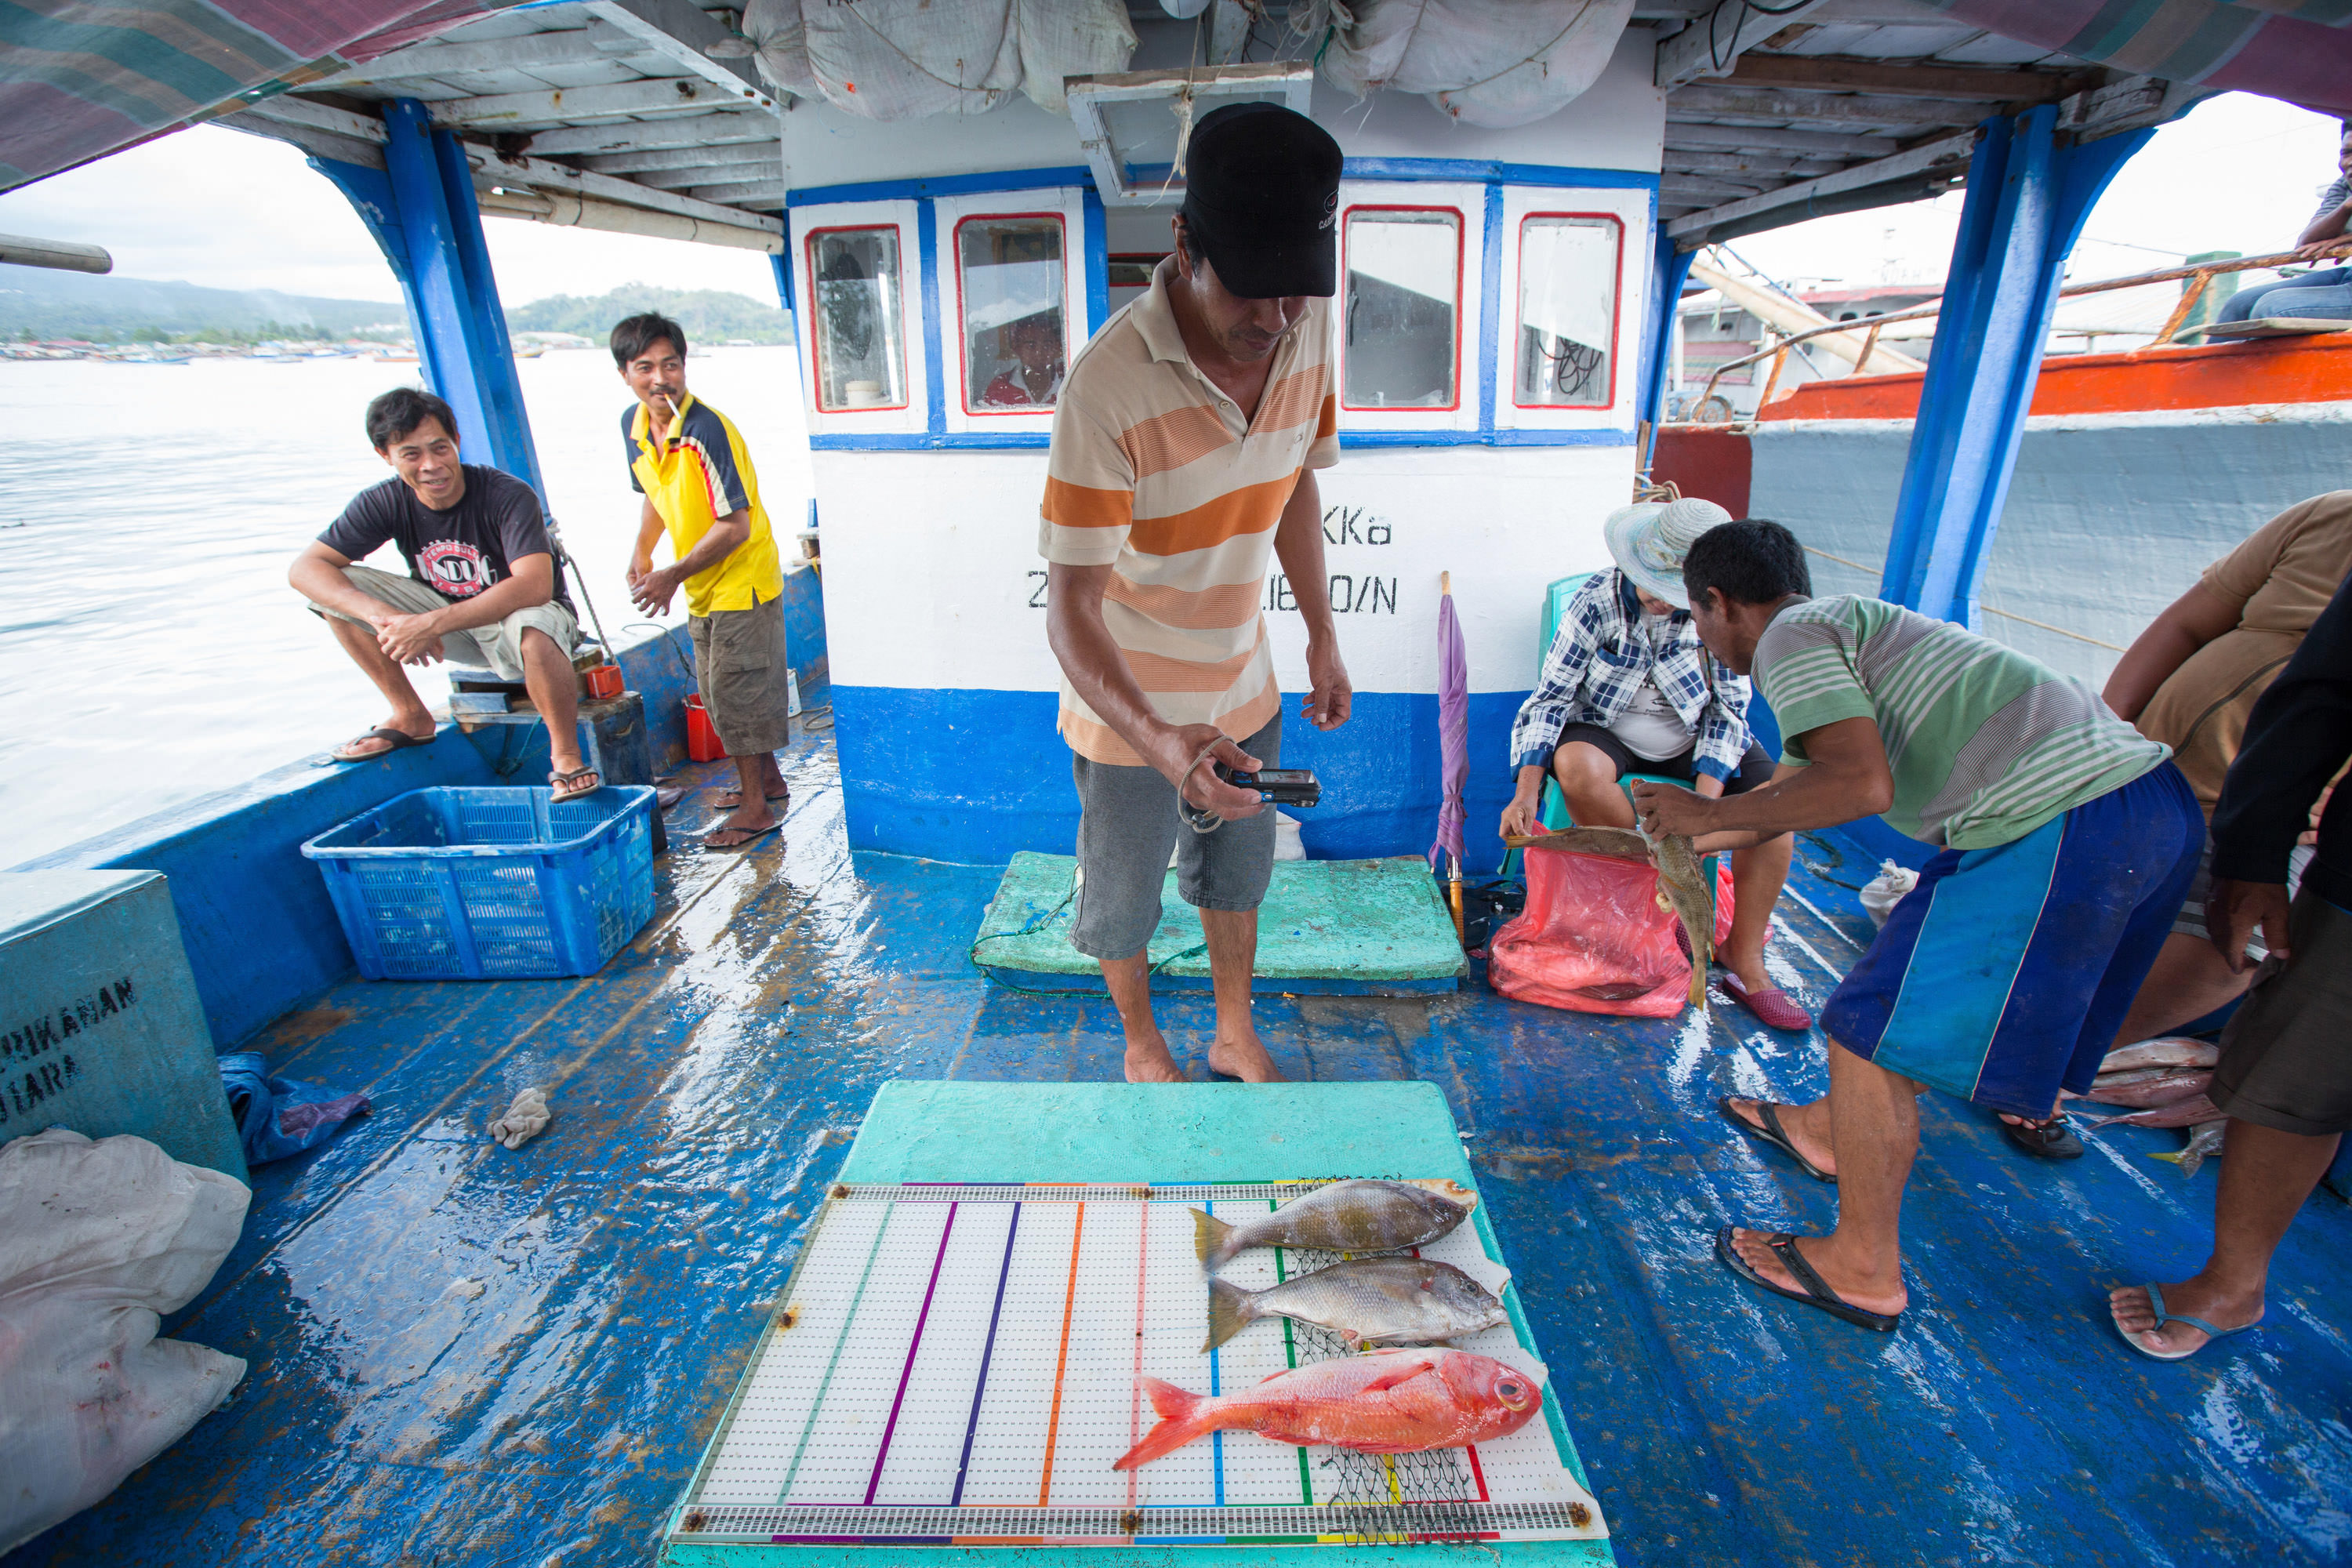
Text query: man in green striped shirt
1634 521 2202 1334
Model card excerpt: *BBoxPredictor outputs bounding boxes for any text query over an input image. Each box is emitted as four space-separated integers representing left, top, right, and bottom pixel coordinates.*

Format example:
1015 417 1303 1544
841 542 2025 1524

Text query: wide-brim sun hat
1604 495 1735 609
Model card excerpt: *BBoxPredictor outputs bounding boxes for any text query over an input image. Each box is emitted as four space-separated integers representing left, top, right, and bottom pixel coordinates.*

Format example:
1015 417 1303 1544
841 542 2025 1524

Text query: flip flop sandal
1715 1227 1900 1333
326 727 431 763
548 767 602 803
2112 1283 2259 1362
1720 974 1814 1032
1717 1096 1837 1184
2001 1110 2085 1160
702 821 780 851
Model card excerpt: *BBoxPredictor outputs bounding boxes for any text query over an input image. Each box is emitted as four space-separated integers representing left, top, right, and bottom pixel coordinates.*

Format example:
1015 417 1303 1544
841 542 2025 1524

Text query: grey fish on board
1204 1257 1508 1352
2074 1069 2214 1109
1192 1179 1473 1271
2100 1037 2221 1073
2151 1120 2227 1178
2083 1094 2225 1131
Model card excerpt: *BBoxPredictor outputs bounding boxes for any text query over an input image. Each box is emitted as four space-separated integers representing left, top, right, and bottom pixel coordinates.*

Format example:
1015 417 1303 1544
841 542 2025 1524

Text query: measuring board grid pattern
678 1182 1606 1548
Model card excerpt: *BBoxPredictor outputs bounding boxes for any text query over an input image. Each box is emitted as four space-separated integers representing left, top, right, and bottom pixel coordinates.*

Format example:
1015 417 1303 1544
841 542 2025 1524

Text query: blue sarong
1822 762 2203 1119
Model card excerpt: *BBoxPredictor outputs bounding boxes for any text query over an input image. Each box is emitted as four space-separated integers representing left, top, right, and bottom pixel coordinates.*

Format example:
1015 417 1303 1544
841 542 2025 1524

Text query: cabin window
1341 207 1461 410
1515 214 1621 408
808 226 906 412
957 215 1067 414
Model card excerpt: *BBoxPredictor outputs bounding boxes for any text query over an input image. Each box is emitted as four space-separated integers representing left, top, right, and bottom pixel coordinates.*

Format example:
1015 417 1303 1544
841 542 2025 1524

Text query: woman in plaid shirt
1499 498 1808 1031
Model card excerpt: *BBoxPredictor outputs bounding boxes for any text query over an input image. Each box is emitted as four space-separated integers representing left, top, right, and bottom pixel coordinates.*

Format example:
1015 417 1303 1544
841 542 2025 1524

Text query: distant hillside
0 267 792 347
506 285 789 346
0 267 406 343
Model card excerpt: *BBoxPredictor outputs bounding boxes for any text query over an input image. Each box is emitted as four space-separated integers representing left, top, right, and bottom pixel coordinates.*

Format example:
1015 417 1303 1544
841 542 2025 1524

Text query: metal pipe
0 233 111 274
475 186 782 254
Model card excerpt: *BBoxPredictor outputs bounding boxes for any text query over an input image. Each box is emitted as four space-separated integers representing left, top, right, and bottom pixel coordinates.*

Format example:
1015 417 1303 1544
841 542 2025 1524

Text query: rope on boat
1799 544 2128 653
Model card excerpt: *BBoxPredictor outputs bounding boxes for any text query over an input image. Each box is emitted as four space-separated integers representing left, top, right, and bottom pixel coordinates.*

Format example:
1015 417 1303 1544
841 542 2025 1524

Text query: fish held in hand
1507 825 1712 1009
2100 1037 2220 1073
1192 1179 1472 1271
1112 1348 1541 1469
1204 1257 1508 1351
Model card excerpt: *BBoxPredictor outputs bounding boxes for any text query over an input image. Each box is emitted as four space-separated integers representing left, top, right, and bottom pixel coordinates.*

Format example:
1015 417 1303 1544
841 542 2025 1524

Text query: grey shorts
689 593 793 757
1069 714 1281 961
2210 887 2352 1137
2172 833 2313 958
310 564 577 682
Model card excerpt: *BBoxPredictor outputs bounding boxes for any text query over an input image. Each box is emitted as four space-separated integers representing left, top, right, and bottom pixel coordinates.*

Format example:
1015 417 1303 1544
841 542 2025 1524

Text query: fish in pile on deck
2099 1037 2221 1073
1112 1348 1541 1468
1506 825 1713 1008
2083 1095 2224 1131
2151 1120 2227 1178
1192 1179 1473 1270
2068 1067 2216 1109
1204 1257 1508 1351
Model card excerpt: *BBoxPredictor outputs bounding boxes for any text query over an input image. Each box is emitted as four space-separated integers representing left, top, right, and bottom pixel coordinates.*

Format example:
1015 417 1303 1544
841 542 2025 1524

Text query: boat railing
1683 241 2352 421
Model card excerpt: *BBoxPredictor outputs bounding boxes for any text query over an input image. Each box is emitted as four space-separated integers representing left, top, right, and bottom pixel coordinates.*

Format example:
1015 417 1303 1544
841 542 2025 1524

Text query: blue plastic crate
301 786 656 979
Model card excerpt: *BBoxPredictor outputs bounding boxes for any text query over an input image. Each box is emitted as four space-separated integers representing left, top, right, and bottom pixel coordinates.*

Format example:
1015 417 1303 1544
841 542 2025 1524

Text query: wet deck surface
8 713 2350 1568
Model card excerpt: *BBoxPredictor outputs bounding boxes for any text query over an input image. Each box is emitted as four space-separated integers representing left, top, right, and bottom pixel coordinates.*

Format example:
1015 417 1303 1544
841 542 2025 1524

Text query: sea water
0 347 812 866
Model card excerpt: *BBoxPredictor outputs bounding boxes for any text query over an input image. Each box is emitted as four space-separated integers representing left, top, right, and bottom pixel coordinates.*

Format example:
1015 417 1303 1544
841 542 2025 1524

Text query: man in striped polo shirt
1040 103 1352 1084
1633 520 2203 1332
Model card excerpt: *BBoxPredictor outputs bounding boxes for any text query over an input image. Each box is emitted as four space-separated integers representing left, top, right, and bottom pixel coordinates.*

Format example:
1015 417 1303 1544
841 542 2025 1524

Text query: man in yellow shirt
616 312 790 848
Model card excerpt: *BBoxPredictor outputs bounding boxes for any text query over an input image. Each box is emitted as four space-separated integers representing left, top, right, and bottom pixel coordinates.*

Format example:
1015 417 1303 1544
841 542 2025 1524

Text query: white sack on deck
0 1130 249 1553
743 0 1136 118
1318 0 1634 128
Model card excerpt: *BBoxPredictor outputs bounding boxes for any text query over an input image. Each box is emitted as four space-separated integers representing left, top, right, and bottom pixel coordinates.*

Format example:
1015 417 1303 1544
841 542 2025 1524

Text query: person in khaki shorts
289 387 599 799
615 311 791 849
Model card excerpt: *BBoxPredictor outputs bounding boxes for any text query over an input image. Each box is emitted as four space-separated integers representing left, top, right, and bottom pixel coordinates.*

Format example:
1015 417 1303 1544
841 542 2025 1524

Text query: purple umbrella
1429 572 1468 935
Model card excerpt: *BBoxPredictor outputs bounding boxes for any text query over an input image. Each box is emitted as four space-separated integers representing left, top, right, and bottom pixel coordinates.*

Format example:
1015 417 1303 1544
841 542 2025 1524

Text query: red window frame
1338 204 1465 414
953 211 1069 419
1512 212 1624 412
804 223 910 414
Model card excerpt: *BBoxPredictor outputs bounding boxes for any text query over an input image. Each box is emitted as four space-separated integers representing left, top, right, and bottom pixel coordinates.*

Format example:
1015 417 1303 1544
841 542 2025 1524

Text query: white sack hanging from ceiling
1318 0 1635 129
742 0 1135 119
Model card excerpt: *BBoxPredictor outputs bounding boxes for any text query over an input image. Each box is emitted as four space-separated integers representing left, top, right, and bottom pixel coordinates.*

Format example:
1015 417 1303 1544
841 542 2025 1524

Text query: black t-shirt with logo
318 464 573 614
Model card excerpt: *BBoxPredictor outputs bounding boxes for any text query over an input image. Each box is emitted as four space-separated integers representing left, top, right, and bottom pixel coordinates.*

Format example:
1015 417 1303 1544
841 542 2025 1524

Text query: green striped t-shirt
1753 596 2169 850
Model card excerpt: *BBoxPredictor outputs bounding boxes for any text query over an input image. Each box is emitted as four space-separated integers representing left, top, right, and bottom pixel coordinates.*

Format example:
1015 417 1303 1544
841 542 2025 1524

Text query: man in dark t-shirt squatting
288 388 600 799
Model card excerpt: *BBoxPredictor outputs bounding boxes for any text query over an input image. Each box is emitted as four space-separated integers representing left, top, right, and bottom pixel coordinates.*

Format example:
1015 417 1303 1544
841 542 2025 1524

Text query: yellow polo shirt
624 391 782 616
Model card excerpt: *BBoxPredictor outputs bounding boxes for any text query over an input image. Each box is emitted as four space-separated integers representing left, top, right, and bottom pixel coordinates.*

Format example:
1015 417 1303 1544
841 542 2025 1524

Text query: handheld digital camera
1217 766 1321 808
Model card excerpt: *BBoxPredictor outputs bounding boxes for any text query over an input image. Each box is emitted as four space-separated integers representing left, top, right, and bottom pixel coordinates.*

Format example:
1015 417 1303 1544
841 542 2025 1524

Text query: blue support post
1878 106 2152 626
1637 229 1697 432
306 99 544 496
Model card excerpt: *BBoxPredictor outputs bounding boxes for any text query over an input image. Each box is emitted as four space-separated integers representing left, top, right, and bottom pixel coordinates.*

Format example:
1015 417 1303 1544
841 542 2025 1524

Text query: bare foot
1207 1033 1283 1083
714 756 789 810
1724 1094 1837 1178
2108 1279 2262 1358
1729 1226 1907 1318
332 714 436 760
703 800 778 849
1124 1033 1186 1083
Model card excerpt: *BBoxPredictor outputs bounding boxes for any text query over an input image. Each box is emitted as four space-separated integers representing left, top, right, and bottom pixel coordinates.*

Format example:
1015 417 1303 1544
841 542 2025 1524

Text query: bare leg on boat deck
1201 906 1282 1082
1722 834 1794 995
327 614 437 754
1103 951 1185 1083
706 752 779 846
2110 1119 2339 1354
1730 1042 1915 1317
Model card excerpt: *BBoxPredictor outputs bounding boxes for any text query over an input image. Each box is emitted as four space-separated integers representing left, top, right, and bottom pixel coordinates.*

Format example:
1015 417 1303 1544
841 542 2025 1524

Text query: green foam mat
972 851 1468 994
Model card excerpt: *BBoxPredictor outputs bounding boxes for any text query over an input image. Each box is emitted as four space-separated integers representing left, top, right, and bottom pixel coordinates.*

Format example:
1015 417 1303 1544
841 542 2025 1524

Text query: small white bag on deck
0 1129 249 1553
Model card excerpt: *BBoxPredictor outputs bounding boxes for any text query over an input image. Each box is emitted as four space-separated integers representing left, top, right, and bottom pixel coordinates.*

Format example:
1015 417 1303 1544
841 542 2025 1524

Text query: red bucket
684 694 729 761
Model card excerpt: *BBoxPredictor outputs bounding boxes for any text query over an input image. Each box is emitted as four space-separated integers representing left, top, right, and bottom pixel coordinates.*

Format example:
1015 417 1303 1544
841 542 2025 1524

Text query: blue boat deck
7 713 2349 1568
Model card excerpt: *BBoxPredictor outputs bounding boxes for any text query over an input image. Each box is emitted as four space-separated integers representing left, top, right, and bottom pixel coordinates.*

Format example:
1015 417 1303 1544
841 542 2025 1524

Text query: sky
0 90 2339 307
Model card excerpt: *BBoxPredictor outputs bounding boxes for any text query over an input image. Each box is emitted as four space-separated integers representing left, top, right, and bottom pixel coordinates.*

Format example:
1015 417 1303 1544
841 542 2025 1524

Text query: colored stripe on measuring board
776 1201 896 1502
950 1201 1020 1505
865 1200 958 1503
1037 1200 1086 1504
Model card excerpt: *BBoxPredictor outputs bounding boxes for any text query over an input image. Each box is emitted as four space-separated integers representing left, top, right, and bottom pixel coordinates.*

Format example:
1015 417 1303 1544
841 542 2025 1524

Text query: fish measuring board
668 1181 1609 1555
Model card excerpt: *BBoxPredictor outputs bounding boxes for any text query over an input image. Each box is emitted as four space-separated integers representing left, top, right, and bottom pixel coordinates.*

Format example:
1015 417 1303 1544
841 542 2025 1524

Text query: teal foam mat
971 852 1468 995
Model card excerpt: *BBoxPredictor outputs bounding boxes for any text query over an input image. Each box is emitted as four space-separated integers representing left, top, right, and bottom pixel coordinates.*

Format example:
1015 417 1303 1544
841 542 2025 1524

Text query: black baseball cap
1178 102 1343 299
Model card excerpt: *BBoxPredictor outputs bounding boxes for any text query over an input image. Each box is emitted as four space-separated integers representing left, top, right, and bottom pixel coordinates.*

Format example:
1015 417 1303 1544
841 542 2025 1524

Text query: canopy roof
5 0 2349 252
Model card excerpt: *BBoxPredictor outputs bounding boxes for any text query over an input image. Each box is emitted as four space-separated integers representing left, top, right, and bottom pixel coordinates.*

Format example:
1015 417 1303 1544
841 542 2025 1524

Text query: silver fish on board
1192 1179 1474 1272
2100 1037 2221 1073
2076 1069 2214 1109
2150 1120 2227 1178
2083 1094 2225 1131
1204 1257 1508 1351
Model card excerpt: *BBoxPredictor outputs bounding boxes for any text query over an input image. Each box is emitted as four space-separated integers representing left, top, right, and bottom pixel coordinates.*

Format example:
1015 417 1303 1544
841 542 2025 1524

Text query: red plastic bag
1487 845 1734 1016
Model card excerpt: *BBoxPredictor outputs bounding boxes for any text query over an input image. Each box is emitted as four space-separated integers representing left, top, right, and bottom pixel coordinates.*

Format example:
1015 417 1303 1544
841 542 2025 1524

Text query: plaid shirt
1508 568 1755 780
